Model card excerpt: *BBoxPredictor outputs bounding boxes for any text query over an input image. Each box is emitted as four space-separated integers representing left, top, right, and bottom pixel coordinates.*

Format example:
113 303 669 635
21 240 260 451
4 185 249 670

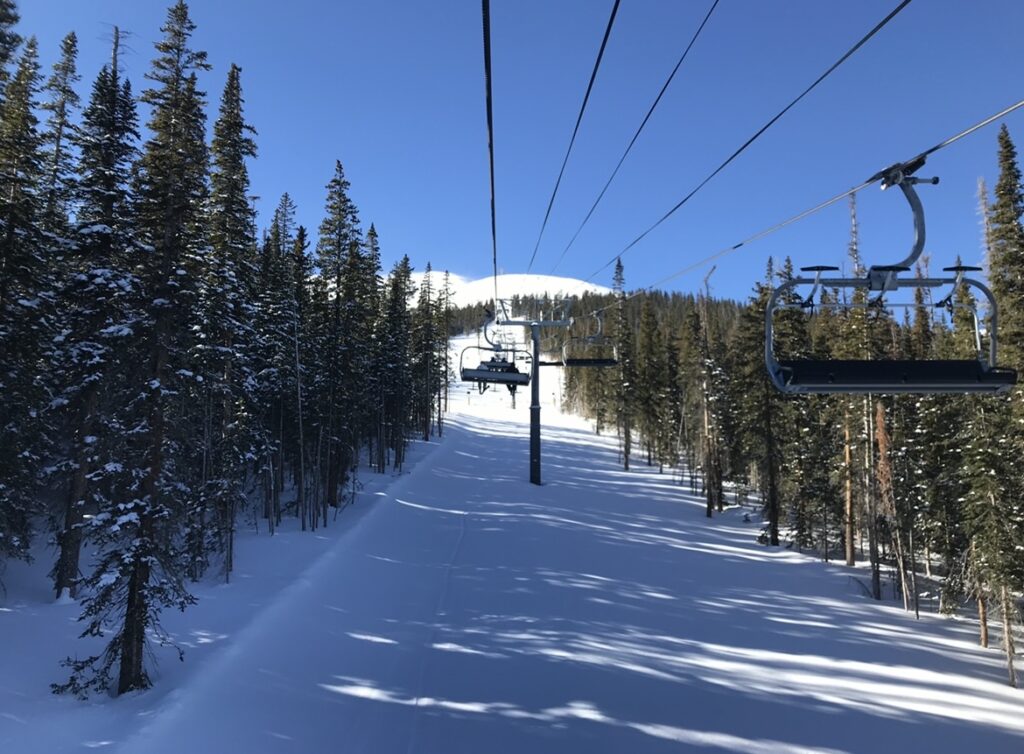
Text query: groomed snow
2 345 1023 753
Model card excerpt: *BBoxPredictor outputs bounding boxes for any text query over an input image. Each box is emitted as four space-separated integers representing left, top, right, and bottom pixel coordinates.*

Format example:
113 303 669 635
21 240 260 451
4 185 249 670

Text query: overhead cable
526 0 622 273
482 0 500 307
584 0 914 283
589 97 1024 316
550 0 721 274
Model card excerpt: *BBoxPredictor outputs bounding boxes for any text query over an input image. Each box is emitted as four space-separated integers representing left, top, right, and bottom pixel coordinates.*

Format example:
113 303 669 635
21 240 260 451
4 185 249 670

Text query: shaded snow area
3 358 1024 752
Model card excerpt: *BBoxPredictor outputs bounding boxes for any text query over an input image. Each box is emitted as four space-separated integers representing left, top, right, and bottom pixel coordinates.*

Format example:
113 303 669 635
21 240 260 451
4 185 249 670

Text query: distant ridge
411 272 611 309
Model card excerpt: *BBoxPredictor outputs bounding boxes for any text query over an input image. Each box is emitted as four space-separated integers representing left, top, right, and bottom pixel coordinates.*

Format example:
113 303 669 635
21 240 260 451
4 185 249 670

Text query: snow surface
411 272 611 309
2 337 1023 753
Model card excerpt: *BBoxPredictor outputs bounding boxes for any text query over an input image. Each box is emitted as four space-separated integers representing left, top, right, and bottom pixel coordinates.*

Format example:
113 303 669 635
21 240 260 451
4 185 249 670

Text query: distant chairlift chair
562 313 618 368
459 316 530 395
765 156 1017 395
460 346 530 393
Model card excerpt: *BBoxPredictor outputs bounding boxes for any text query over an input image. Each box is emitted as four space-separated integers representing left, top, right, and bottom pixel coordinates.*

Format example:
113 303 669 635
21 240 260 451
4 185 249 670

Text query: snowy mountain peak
412 272 611 309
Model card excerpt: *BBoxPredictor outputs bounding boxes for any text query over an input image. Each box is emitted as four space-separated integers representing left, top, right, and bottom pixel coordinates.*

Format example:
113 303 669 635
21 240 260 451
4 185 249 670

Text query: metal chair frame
562 313 618 368
765 157 1017 395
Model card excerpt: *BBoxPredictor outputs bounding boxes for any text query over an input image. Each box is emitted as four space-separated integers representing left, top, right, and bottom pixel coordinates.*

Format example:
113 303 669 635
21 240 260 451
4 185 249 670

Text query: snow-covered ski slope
411 272 611 308
4 355 1024 753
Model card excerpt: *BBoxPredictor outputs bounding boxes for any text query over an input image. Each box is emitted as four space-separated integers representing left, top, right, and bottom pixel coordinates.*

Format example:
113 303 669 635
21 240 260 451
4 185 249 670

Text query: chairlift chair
459 345 531 388
459 316 531 393
765 156 1017 395
562 313 618 368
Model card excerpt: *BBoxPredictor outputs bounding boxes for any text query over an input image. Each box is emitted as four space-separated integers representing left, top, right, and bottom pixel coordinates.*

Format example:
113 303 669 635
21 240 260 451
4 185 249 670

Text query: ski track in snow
2 338 1024 753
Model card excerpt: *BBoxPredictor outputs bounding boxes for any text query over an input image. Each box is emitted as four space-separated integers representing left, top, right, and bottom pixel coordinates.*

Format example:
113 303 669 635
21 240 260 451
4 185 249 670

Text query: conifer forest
0 1 450 696
2 1 1024 752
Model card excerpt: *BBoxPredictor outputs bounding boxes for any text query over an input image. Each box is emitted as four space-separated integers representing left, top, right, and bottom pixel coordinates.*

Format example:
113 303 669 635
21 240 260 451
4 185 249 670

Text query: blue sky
18 0 1024 301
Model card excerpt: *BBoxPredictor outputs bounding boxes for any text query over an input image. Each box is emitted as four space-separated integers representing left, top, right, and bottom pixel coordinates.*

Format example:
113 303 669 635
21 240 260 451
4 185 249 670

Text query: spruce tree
0 37 45 566
412 264 439 440
57 1 210 696
377 256 414 470
0 0 19 92
191 61 259 576
315 162 363 507
612 259 636 469
636 297 669 468
963 124 1024 686
50 30 139 600
731 261 786 541
39 30 79 237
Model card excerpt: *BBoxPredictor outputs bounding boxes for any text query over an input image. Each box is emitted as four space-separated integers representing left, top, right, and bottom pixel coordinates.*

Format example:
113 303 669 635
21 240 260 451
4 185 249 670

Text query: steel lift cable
583 0 914 284
550 0 721 274
526 0 621 273
585 97 1024 319
482 0 500 308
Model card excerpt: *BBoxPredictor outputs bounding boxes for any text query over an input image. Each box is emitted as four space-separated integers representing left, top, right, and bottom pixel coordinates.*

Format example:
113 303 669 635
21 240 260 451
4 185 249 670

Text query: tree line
0 1 450 696
551 128 1024 687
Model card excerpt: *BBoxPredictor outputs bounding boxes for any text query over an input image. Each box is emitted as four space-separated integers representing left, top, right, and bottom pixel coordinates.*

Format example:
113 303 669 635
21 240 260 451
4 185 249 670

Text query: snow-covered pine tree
190 62 259 575
316 162 362 508
437 268 454 428
290 225 312 529
38 30 79 238
0 37 47 567
0 0 19 94
377 256 414 470
50 29 140 600
961 124 1024 687
636 297 669 469
730 260 786 541
411 263 439 440
253 195 297 530
612 259 636 470
56 1 210 696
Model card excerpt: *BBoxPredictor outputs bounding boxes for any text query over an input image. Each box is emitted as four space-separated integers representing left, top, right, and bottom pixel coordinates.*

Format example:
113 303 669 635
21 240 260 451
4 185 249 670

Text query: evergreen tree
962 124 1024 687
731 261 786 540
0 37 46 566
0 0 19 92
636 297 669 469
315 162 363 508
190 61 258 577
50 29 139 600
612 259 636 469
57 1 210 696
412 263 439 440
376 256 414 470
39 30 79 237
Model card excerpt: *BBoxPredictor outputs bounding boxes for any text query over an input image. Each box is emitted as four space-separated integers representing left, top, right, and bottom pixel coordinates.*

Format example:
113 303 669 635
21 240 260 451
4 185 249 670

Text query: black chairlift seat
461 363 530 386
774 359 1017 395
459 345 531 386
563 356 618 368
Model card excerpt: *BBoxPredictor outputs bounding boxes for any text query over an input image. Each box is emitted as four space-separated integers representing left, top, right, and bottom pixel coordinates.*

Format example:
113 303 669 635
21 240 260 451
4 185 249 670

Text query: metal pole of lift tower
501 314 570 485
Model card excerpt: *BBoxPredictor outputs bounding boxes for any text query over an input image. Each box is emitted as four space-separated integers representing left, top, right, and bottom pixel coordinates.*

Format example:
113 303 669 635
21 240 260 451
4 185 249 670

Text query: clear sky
17 0 1024 301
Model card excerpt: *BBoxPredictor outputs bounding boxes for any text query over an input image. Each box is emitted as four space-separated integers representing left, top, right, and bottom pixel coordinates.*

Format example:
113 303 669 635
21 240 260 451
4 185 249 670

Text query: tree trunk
1001 584 1017 688
54 386 98 599
294 318 306 531
622 416 631 471
864 398 880 600
844 413 855 566
119 338 167 695
979 591 989 648
118 542 151 694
